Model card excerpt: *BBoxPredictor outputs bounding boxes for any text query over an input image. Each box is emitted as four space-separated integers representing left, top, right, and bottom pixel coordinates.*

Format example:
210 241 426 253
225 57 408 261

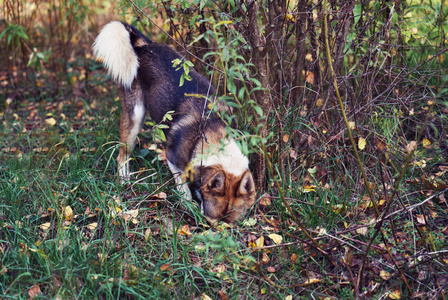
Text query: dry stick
322 1 411 296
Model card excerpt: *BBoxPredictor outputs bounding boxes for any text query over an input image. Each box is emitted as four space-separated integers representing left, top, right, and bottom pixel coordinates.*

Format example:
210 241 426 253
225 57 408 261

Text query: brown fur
197 166 256 223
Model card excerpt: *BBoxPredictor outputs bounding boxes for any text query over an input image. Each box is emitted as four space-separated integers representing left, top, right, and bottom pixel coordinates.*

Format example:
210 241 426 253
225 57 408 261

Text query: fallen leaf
64 206 73 220
305 71 314 84
283 134 290 143
218 290 229 300
290 253 298 264
160 264 172 271
268 233 283 245
388 289 401 299
242 218 257 226
201 293 213 300
303 277 321 285
86 222 98 231
416 214 425 225
261 253 270 263
356 227 368 236
380 270 392 280
358 137 366 150
259 194 271 206
45 117 57 126
255 236 265 248
40 222 51 231
405 141 417 154
348 121 356 129
422 138 431 148
316 98 323 107
177 224 192 236
267 266 276 273
28 284 42 299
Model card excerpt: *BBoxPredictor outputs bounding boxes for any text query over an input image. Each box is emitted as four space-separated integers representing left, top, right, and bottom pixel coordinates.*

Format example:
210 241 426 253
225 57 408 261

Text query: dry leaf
358 137 366 150
380 270 392 280
259 194 271 206
267 266 276 273
28 284 42 299
45 118 57 126
255 236 265 248
242 218 257 226
303 278 321 285
40 222 51 231
356 227 368 236
178 224 192 236
348 121 356 129
405 141 417 154
64 206 73 220
262 253 270 263
86 222 98 231
305 71 314 84
422 138 431 148
290 253 298 264
283 134 290 143
268 233 283 245
388 289 401 299
416 214 426 225
201 293 213 300
160 264 172 271
218 290 229 300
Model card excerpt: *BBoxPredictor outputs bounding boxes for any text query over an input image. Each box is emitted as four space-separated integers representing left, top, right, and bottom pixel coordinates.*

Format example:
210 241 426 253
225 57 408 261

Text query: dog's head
190 166 255 223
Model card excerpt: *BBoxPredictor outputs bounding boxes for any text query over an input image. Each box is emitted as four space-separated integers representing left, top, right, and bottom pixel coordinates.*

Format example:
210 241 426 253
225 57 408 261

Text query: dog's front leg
117 101 145 182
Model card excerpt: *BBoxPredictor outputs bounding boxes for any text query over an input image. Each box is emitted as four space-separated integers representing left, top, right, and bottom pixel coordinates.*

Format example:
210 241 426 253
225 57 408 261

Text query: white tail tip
93 21 138 89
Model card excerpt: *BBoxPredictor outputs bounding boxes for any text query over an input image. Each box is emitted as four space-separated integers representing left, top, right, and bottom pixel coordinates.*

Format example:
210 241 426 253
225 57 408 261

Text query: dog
93 21 255 223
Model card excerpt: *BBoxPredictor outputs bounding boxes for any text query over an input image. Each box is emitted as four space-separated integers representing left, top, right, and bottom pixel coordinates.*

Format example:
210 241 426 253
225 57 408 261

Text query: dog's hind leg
117 86 145 181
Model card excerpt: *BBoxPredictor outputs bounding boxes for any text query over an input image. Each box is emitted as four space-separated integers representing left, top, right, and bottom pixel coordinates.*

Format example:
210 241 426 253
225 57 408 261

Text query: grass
2 72 447 298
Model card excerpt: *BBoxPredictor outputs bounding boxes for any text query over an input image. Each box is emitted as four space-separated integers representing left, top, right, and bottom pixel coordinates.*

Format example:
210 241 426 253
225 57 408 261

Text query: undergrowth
1 0 448 299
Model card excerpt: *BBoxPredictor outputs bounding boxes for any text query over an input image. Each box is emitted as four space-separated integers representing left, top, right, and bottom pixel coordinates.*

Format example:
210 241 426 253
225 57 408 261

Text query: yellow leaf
389 289 401 299
285 14 296 22
40 222 51 231
255 236 265 248
268 233 283 245
358 137 366 150
283 134 290 143
64 206 73 220
316 98 323 107
303 278 321 285
201 293 213 300
262 252 270 263
86 222 98 231
380 270 392 280
177 224 192 236
348 121 356 129
45 117 57 126
302 185 316 193
422 138 431 148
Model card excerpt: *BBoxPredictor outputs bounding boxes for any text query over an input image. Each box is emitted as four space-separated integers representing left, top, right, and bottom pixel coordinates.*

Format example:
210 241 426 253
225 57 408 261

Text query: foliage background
0 0 447 299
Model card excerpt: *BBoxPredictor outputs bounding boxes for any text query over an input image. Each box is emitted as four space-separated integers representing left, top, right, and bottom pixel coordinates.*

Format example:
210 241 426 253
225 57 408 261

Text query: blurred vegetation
0 0 447 299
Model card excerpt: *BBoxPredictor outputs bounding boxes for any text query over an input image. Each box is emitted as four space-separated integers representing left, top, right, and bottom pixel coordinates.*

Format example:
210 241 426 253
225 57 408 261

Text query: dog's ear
204 170 226 194
238 171 255 196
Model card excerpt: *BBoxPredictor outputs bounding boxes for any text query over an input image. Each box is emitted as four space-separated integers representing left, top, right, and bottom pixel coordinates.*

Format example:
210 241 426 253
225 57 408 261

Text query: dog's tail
93 21 138 89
